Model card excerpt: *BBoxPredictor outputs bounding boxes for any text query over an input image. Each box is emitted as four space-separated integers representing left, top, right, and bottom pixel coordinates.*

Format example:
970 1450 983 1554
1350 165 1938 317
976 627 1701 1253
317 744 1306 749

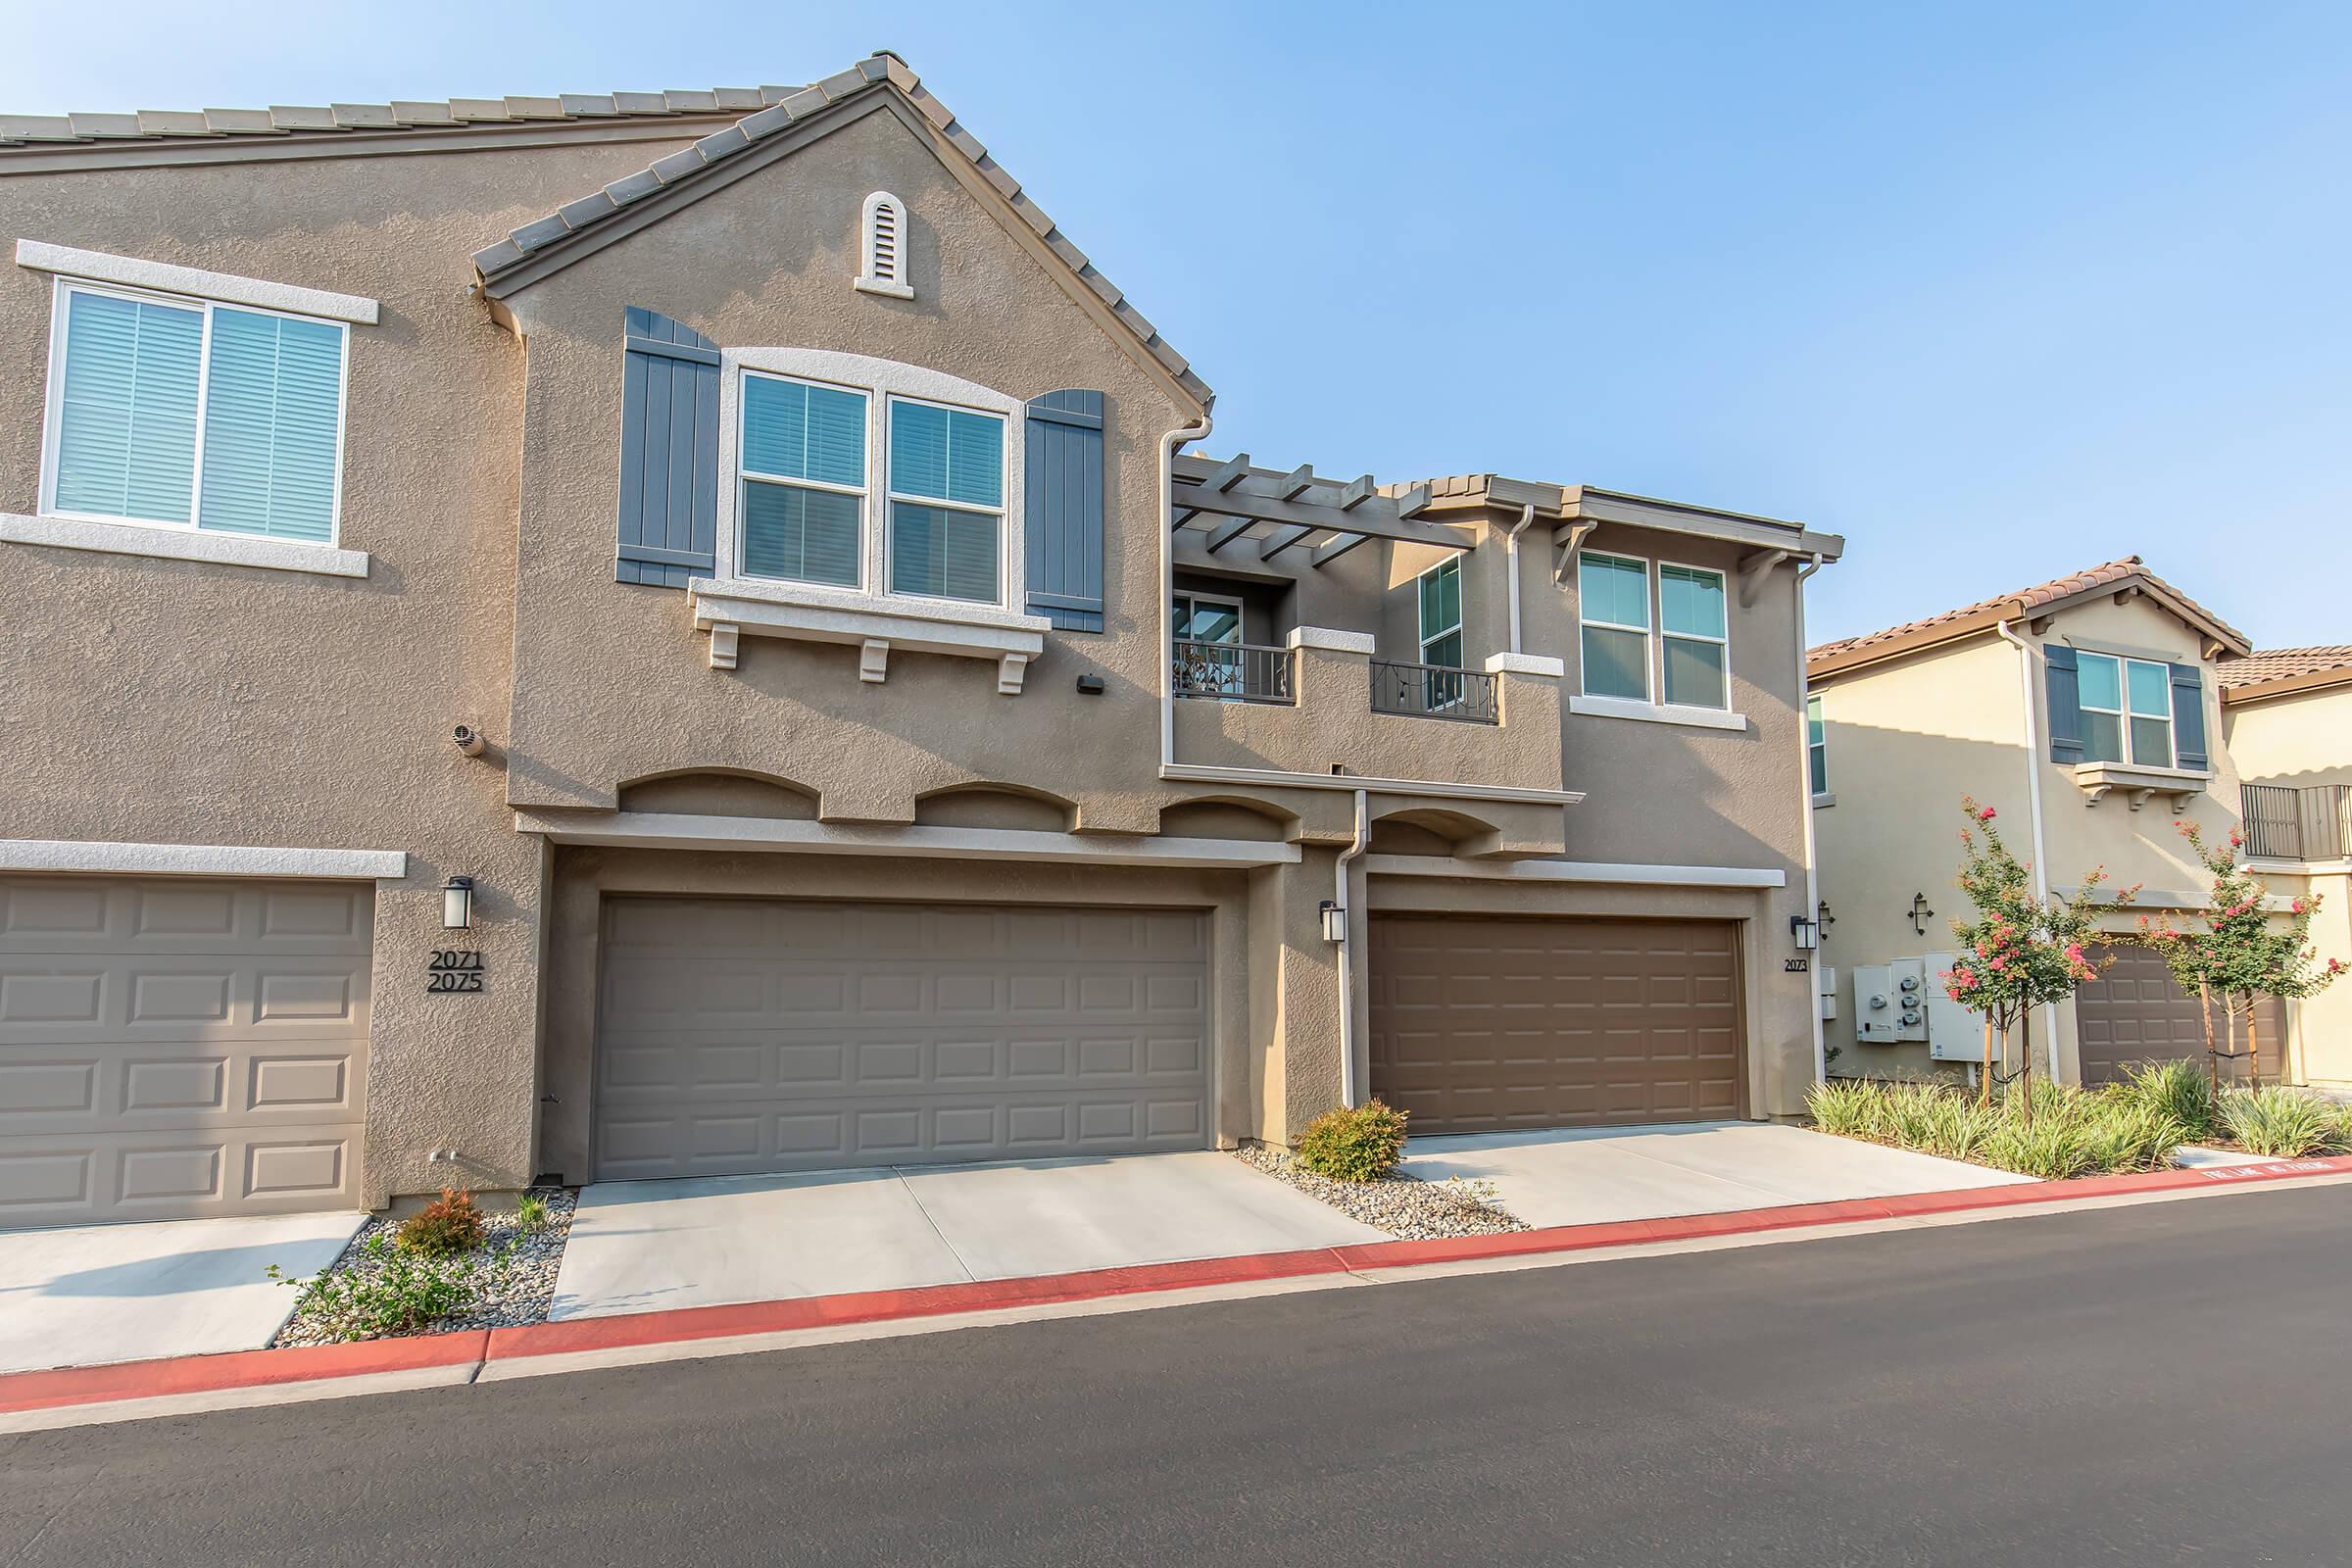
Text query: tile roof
2216 646 2352 692
1807 556 2252 669
0 88 779 147
466 53 1211 411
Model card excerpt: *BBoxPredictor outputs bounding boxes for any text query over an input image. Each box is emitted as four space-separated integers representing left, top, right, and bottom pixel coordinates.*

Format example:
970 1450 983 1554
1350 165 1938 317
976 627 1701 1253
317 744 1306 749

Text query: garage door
593 898 1210 1180
1369 914 1742 1133
0 875 372 1227
2077 942 2286 1087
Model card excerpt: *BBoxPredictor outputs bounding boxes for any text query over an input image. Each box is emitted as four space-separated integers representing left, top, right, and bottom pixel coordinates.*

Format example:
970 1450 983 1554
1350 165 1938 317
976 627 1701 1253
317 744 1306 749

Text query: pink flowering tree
1940 797 2128 1118
2137 820 2344 1089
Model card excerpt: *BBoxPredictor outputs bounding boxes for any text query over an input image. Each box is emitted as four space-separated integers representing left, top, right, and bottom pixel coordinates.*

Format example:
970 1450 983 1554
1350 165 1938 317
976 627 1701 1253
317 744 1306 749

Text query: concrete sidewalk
1400 1122 2031 1228
550 1152 1386 1321
0 1211 365 1374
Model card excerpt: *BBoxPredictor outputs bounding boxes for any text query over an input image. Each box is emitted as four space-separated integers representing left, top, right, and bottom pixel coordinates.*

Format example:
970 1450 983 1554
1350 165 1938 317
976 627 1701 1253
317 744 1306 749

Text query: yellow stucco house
1806 559 2342 1091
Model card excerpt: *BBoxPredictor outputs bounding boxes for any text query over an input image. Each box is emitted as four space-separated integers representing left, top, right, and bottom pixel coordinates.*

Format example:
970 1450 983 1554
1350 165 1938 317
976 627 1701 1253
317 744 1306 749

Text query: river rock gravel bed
1233 1144 1527 1239
271 1186 577 1347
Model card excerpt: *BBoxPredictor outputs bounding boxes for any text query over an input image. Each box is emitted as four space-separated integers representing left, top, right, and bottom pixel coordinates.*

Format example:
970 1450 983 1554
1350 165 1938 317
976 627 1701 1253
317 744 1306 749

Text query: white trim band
15 239 380 324
1364 854 1786 888
1161 762 1584 808
1484 652 1565 678
515 810 1303 869
1285 625 1376 655
1567 693 1747 732
0 839 406 879
0 512 370 577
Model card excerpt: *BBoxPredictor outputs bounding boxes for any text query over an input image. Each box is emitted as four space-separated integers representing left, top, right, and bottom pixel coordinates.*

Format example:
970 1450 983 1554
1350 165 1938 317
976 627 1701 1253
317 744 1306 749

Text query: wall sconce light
1816 900 1837 942
442 876 475 931
1319 900 1347 944
1907 892 1936 937
1788 913 1818 952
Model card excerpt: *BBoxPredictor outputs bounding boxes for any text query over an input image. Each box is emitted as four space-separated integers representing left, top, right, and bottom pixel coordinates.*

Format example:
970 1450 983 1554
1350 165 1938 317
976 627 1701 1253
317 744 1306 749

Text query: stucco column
1245 848 1346 1144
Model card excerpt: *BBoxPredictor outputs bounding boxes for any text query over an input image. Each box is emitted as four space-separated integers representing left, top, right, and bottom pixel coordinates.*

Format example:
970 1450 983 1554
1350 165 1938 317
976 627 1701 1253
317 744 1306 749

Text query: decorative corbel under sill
2072 761 2208 812
691 584 1048 694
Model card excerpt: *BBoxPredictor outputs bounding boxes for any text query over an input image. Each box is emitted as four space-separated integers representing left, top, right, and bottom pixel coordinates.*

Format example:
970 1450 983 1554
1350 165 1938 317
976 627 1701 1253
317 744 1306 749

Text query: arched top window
854 190 914 300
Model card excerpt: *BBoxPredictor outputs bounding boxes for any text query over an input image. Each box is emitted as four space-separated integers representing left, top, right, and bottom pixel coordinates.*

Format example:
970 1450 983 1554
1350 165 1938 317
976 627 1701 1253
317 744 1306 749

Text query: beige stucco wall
2225 682 2352 789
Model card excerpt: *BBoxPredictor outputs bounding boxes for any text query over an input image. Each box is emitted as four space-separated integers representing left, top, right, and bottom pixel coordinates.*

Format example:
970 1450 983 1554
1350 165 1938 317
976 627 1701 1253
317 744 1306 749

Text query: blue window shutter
616 307 720 588
2045 643 2083 764
2171 662 2209 772
1023 389 1104 632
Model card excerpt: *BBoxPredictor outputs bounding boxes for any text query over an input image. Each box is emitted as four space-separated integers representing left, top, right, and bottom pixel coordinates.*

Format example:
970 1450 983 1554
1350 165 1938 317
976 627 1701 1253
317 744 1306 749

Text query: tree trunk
2200 982 2218 1095
2017 1010 2034 1127
1980 1014 1995 1106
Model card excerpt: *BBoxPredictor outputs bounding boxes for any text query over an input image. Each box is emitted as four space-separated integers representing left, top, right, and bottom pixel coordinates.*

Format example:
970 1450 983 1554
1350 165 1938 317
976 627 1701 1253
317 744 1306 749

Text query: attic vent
855 190 914 300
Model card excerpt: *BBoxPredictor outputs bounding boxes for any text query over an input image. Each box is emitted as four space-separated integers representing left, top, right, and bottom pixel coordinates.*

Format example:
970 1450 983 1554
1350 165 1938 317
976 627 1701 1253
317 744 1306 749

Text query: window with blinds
46 283 348 545
740 372 866 588
886 396 1004 605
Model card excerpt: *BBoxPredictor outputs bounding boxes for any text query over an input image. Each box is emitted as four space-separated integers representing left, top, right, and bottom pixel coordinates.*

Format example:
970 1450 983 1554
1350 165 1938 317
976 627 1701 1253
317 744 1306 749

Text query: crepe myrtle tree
2136 819 2344 1090
1938 797 2131 1117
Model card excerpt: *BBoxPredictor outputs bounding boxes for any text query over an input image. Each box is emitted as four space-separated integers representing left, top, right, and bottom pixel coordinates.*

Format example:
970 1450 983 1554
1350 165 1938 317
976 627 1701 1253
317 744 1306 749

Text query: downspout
1337 787 1370 1106
1503 504 1537 655
1995 617 2062 1081
1159 414 1214 772
1794 553 1829 1089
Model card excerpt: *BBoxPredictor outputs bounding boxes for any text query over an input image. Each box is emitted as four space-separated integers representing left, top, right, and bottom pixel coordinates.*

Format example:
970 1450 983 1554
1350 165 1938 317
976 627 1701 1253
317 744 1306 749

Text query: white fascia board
1364 854 1786 889
16 240 380 324
0 839 406 879
1 512 369 578
514 810 1301 869
1161 762 1584 808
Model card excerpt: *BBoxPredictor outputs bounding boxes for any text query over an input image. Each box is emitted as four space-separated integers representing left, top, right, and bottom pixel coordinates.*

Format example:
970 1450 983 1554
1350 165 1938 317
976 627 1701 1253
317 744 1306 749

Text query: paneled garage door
593 898 1210 1181
1369 914 1743 1133
0 875 372 1227
2077 942 2285 1087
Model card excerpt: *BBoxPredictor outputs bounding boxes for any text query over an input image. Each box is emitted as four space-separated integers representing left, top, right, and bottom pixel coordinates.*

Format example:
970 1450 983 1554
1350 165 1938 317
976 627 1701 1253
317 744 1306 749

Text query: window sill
2072 760 2210 810
1811 792 1837 809
1567 693 1747 733
0 511 368 578
690 578 1048 693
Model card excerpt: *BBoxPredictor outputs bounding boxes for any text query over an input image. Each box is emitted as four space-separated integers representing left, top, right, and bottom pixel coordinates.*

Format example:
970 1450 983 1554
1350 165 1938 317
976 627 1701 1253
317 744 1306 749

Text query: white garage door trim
592 896 1213 1181
0 839 406 880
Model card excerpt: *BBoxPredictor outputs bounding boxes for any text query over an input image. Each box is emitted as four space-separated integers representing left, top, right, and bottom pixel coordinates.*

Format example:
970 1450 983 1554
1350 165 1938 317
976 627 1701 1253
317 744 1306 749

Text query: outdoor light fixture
1816 900 1837 940
1319 900 1347 943
1788 913 1818 952
442 876 475 930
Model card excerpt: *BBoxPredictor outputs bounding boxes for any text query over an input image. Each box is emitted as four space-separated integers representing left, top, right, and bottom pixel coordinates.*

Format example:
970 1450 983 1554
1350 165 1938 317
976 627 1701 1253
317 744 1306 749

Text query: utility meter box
1921 952 1984 1061
1852 959 1929 1044
1817 964 1838 1021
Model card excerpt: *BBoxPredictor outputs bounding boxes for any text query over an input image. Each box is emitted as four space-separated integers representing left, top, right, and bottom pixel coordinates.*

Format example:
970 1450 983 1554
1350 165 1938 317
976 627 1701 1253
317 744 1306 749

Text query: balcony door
1173 592 1247 698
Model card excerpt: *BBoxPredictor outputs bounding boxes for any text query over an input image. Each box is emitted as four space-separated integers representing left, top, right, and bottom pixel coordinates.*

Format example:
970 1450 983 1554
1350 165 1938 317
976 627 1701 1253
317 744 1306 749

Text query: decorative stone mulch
1234 1144 1527 1239
271 1186 577 1348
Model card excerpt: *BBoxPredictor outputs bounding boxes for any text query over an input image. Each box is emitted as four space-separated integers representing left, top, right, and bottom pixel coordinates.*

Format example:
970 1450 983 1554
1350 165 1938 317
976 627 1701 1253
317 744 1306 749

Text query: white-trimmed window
886 395 1006 605
1578 551 1652 702
739 371 867 588
1417 557 1464 668
40 279 349 546
2078 651 2174 767
1658 562 1730 710
1807 695 1829 795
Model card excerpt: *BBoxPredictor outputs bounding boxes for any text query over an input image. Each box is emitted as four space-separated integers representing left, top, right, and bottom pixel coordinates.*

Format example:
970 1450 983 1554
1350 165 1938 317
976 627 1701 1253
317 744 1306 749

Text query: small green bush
514 1192 551 1234
1293 1100 1409 1182
2219 1086 2350 1158
268 1232 504 1342
2110 1059 2220 1141
1808 1076 2192 1179
397 1188 486 1256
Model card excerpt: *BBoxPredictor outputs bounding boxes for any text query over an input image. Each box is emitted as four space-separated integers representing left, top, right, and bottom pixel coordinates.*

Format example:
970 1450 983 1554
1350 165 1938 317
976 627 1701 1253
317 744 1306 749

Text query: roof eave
2220 664 2352 705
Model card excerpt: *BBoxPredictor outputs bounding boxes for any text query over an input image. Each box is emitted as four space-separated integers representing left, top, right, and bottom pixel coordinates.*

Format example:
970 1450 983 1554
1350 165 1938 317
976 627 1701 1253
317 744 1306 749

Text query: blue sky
10 1 2346 647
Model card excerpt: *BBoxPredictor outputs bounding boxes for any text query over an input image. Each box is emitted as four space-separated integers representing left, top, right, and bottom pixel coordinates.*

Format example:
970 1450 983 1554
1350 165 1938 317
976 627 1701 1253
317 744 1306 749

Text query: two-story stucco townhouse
2220 647 2352 1090
1802 557 2345 1090
0 53 1840 1229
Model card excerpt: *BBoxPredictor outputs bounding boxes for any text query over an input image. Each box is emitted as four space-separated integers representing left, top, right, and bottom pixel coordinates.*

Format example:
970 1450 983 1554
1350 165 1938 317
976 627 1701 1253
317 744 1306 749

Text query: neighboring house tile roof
1807 556 2253 675
0 89 782 145
467 53 1211 412
2216 645 2352 701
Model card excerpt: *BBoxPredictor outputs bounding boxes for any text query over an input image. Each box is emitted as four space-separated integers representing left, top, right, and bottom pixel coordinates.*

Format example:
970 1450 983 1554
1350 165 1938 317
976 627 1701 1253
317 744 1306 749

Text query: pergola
1169 453 1471 566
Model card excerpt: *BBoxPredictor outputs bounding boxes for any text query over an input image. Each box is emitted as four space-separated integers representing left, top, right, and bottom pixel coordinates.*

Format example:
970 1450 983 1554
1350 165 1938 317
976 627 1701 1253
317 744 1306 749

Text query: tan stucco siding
2226 683 2352 789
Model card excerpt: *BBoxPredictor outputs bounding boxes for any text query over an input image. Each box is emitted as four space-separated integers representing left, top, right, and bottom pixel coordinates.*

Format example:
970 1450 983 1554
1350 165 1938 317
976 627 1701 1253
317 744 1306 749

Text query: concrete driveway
0 1211 366 1375
1400 1121 2032 1228
551 1152 1384 1321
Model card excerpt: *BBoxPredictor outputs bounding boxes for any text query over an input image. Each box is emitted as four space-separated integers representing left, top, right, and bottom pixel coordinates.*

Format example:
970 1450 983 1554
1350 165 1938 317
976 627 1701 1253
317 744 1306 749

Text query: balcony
2243 783 2351 863
1171 627 1565 808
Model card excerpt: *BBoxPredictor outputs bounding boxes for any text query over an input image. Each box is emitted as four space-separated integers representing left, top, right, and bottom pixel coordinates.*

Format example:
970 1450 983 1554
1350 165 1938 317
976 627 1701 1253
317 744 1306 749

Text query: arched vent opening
855 190 914 300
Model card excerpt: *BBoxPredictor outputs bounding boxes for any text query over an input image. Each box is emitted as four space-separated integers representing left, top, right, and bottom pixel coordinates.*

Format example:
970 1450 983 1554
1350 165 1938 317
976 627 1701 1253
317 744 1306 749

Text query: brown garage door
2077 942 2286 1087
1369 913 1743 1134
594 898 1210 1181
0 875 372 1227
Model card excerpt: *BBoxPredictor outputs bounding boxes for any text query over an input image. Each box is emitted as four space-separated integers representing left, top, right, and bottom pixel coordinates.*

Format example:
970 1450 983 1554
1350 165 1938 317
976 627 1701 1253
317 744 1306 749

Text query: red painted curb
0 1329 487 1416
8 1152 2346 1417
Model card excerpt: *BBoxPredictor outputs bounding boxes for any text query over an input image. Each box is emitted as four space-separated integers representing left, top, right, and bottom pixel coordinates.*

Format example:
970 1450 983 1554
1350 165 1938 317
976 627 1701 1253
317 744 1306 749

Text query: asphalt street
5 1184 2347 1566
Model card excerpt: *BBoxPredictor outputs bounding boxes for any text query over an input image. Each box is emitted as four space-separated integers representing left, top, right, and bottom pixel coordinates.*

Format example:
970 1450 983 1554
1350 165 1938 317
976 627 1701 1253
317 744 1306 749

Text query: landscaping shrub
2109 1059 2220 1142
396 1188 487 1256
514 1192 551 1234
267 1232 503 1342
2219 1086 2350 1158
1293 1100 1410 1182
1806 1077 2189 1178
